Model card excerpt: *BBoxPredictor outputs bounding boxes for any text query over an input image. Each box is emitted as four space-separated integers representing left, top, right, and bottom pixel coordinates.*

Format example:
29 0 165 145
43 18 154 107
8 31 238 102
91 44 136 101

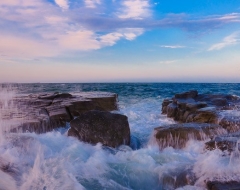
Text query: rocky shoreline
0 91 130 148
157 90 240 190
1 90 240 189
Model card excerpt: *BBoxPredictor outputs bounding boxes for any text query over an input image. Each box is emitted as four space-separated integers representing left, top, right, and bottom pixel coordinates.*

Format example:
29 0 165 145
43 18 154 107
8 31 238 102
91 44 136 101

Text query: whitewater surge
0 83 240 190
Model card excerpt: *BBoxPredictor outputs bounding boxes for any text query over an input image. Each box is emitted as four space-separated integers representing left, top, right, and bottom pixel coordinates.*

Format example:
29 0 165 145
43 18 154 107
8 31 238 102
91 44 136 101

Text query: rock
38 92 59 100
46 105 72 121
205 131 240 152
211 98 228 107
2 91 118 134
162 91 240 132
68 110 130 148
166 103 177 118
186 107 218 123
219 110 240 132
205 136 238 152
79 92 118 111
65 98 95 117
153 123 227 149
207 181 240 190
175 90 198 99
161 169 196 189
186 102 208 112
162 99 173 114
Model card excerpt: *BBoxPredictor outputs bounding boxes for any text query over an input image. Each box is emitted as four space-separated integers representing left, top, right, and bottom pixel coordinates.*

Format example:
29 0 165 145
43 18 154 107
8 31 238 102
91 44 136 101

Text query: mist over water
0 83 240 190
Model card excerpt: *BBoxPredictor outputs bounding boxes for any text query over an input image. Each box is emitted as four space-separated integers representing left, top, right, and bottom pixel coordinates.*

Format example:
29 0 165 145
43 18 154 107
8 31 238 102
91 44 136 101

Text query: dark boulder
68 110 130 148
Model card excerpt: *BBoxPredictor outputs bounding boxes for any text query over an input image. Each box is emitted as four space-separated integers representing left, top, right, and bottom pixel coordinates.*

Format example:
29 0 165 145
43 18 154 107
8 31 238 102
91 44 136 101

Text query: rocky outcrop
162 90 240 132
1 92 118 134
68 110 130 148
152 123 227 149
205 131 240 152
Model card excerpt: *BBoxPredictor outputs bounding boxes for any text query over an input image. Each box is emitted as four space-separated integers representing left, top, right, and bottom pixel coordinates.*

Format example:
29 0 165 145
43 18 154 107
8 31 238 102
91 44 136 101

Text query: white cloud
84 0 101 8
160 45 185 49
121 28 144 40
100 33 123 46
118 0 150 19
55 0 69 10
208 32 240 51
58 30 100 50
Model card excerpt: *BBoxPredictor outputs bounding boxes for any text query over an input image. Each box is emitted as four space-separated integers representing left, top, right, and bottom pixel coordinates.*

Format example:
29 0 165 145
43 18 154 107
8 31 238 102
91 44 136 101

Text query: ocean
1 83 240 190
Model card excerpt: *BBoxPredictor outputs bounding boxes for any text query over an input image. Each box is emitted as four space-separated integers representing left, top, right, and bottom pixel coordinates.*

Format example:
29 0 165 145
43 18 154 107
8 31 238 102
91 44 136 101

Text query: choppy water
0 83 240 190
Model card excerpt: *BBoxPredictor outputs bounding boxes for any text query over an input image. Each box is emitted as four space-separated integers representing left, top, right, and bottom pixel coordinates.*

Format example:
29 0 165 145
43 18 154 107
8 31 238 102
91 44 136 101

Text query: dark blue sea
0 83 240 190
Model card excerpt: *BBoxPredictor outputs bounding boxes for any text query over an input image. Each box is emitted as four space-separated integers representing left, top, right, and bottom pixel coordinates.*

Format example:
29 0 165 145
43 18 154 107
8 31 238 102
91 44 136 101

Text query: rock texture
68 110 130 148
153 123 227 149
207 181 240 190
1 92 118 134
162 90 240 132
205 132 240 152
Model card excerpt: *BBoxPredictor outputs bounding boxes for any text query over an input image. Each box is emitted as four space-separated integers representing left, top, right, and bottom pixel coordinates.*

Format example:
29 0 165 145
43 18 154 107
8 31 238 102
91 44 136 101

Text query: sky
0 0 240 83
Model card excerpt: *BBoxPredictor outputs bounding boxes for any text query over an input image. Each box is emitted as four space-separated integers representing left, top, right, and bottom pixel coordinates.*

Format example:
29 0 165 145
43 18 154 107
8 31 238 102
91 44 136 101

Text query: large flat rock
1 91 118 134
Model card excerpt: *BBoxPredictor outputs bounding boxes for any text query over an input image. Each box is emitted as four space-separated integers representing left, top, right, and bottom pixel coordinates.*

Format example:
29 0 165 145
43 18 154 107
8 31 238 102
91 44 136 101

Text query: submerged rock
68 110 130 148
153 123 227 149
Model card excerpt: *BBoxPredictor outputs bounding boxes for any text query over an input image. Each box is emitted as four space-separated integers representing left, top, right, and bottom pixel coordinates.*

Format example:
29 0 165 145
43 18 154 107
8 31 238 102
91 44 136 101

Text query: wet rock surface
160 90 240 189
68 110 130 148
153 123 227 149
1 92 118 134
161 168 196 190
207 181 240 190
205 132 240 152
162 90 240 132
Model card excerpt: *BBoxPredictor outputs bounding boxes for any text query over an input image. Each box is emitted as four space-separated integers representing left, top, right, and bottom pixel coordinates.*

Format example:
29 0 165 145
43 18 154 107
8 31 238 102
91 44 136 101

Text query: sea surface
1 83 240 190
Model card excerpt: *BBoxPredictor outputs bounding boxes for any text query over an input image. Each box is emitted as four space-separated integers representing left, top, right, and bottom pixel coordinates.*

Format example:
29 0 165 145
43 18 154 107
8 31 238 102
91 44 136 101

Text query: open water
0 83 240 190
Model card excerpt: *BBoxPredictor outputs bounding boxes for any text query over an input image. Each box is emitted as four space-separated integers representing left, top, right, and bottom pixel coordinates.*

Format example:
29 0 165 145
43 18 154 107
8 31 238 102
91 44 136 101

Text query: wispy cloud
84 0 101 8
118 0 151 19
160 45 185 49
208 32 240 51
55 0 69 10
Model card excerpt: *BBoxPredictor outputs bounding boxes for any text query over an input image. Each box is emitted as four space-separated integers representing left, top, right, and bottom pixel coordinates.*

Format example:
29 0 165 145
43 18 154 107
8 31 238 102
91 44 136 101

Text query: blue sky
0 0 240 82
